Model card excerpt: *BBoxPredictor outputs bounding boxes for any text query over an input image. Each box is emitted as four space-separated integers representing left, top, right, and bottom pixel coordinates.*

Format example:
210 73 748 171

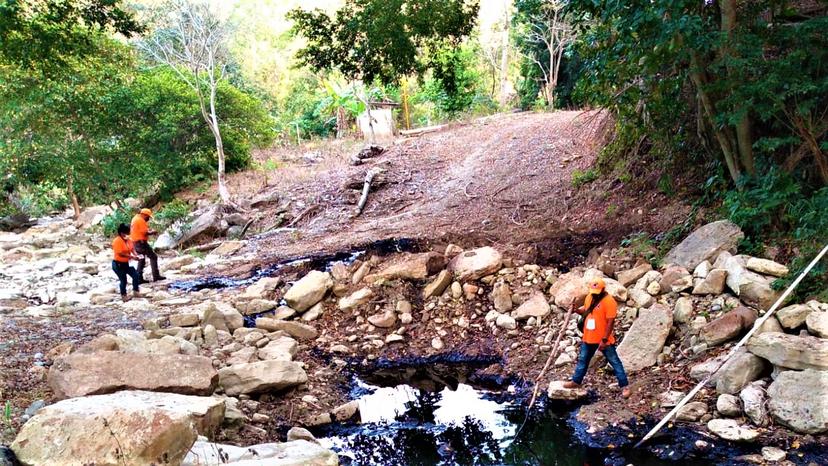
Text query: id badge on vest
585 317 596 330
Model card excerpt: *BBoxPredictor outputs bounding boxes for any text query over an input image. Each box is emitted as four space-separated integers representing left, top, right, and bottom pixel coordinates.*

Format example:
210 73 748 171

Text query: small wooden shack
357 100 399 142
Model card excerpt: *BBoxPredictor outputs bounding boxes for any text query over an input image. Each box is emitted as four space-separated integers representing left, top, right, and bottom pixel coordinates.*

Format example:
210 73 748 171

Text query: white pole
635 243 828 448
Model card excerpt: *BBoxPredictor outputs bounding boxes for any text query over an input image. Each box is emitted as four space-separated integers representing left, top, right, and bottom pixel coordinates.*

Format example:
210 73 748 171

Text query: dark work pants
112 260 139 295
133 240 161 281
571 342 629 387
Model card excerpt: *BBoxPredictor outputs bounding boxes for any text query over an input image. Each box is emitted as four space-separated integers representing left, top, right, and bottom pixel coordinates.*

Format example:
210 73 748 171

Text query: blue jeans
112 260 140 296
571 342 629 387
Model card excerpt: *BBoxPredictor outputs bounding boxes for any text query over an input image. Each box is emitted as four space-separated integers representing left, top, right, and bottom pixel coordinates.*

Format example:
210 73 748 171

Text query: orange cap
140 208 153 217
588 278 605 294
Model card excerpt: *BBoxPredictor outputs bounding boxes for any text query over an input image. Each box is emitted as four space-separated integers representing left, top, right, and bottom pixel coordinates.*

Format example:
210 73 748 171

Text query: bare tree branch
136 0 234 203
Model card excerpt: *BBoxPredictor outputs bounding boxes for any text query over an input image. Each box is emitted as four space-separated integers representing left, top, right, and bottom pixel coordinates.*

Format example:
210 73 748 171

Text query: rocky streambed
1 215 827 465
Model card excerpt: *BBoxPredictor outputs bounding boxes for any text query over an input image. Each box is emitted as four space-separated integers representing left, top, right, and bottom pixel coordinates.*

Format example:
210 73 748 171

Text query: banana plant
316 80 366 138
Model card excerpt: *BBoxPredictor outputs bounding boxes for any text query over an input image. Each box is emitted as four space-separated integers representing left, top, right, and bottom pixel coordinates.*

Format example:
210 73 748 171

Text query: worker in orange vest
111 223 141 301
130 208 166 283
563 278 631 398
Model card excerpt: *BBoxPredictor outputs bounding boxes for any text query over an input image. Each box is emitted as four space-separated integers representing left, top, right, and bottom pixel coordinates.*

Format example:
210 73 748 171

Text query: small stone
450 281 462 299
431 337 444 350
251 413 270 423
547 380 587 400
676 401 708 422
646 281 661 296
706 418 759 441
287 426 318 444
495 314 517 330
716 394 742 417
761 446 786 462
399 313 413 324
367 310 397 328
396 300 412 314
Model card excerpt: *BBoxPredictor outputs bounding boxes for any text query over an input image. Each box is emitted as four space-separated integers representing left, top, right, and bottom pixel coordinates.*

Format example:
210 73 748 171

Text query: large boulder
183 440 339 466
548 271 588 309
747 333 828 371
691 269 727 295
547 380 588 400
11 391 225 466
617 304 673 372
615 263 652 287
745 257 789 277
155 206 223 250
218 360 307 396
659 265 693 293
806 311 828 338
448 247 502 281
700 306 757 347
715 349 767 395
234 298 280 316
283 271 333 312
339 287 375 310
423 270 452 299
48 352 218 400
775 304 813 329
512 293 551 321
723 255 780 310
767 369 828 434
257 337 299 362
255 319 318 340
740 381 768 426
663 220 743 270
76 205 112 228
366 252 446 282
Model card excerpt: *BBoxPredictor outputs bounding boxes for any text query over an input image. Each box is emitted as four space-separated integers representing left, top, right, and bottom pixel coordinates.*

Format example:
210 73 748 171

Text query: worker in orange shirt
130 208 166 283
563 278 631 398
112 223 141 301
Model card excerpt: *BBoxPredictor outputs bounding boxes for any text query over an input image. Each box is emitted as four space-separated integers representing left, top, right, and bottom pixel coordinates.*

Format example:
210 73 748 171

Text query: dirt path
235 110 689 267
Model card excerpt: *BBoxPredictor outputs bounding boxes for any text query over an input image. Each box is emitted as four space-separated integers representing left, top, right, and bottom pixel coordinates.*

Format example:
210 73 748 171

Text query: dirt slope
224 110 690 267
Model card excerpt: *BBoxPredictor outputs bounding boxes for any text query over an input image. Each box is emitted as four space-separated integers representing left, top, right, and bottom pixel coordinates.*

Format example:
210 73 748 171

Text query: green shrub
723 168 828 301
2 182 69 218
99 207 133 238
151 199 191 232
571 168 599 188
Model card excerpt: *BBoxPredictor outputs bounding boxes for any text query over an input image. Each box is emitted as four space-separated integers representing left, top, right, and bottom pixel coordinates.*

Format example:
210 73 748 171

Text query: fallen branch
355 168 382 216
286 205 319 228
399 123 448 137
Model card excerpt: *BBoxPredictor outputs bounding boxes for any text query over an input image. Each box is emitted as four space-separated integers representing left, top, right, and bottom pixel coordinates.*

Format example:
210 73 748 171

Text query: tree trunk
67 174 81 219
498 0 510 107
721 0 755 177
689 51 742 183
736 115 754 175
792 115 828 184
209 83 230 204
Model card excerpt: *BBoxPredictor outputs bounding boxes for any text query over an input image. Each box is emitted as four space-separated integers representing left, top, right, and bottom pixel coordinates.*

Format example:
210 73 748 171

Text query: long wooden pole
635 243 828 448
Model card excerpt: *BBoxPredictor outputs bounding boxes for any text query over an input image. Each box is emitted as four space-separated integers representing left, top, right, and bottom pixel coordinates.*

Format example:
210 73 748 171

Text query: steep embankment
223 110 691 268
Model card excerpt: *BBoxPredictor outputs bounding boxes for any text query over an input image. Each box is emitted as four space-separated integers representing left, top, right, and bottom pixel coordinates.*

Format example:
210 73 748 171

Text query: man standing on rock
130 208 166 283
564 278 631 398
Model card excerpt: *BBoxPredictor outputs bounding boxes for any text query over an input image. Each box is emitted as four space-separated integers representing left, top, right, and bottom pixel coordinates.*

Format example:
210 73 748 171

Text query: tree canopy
288 0 480 85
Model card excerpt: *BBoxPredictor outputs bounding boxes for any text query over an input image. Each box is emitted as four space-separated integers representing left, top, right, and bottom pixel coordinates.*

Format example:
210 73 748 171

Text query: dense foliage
0 0 274 216
562 0 828 299
289 0 479 85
